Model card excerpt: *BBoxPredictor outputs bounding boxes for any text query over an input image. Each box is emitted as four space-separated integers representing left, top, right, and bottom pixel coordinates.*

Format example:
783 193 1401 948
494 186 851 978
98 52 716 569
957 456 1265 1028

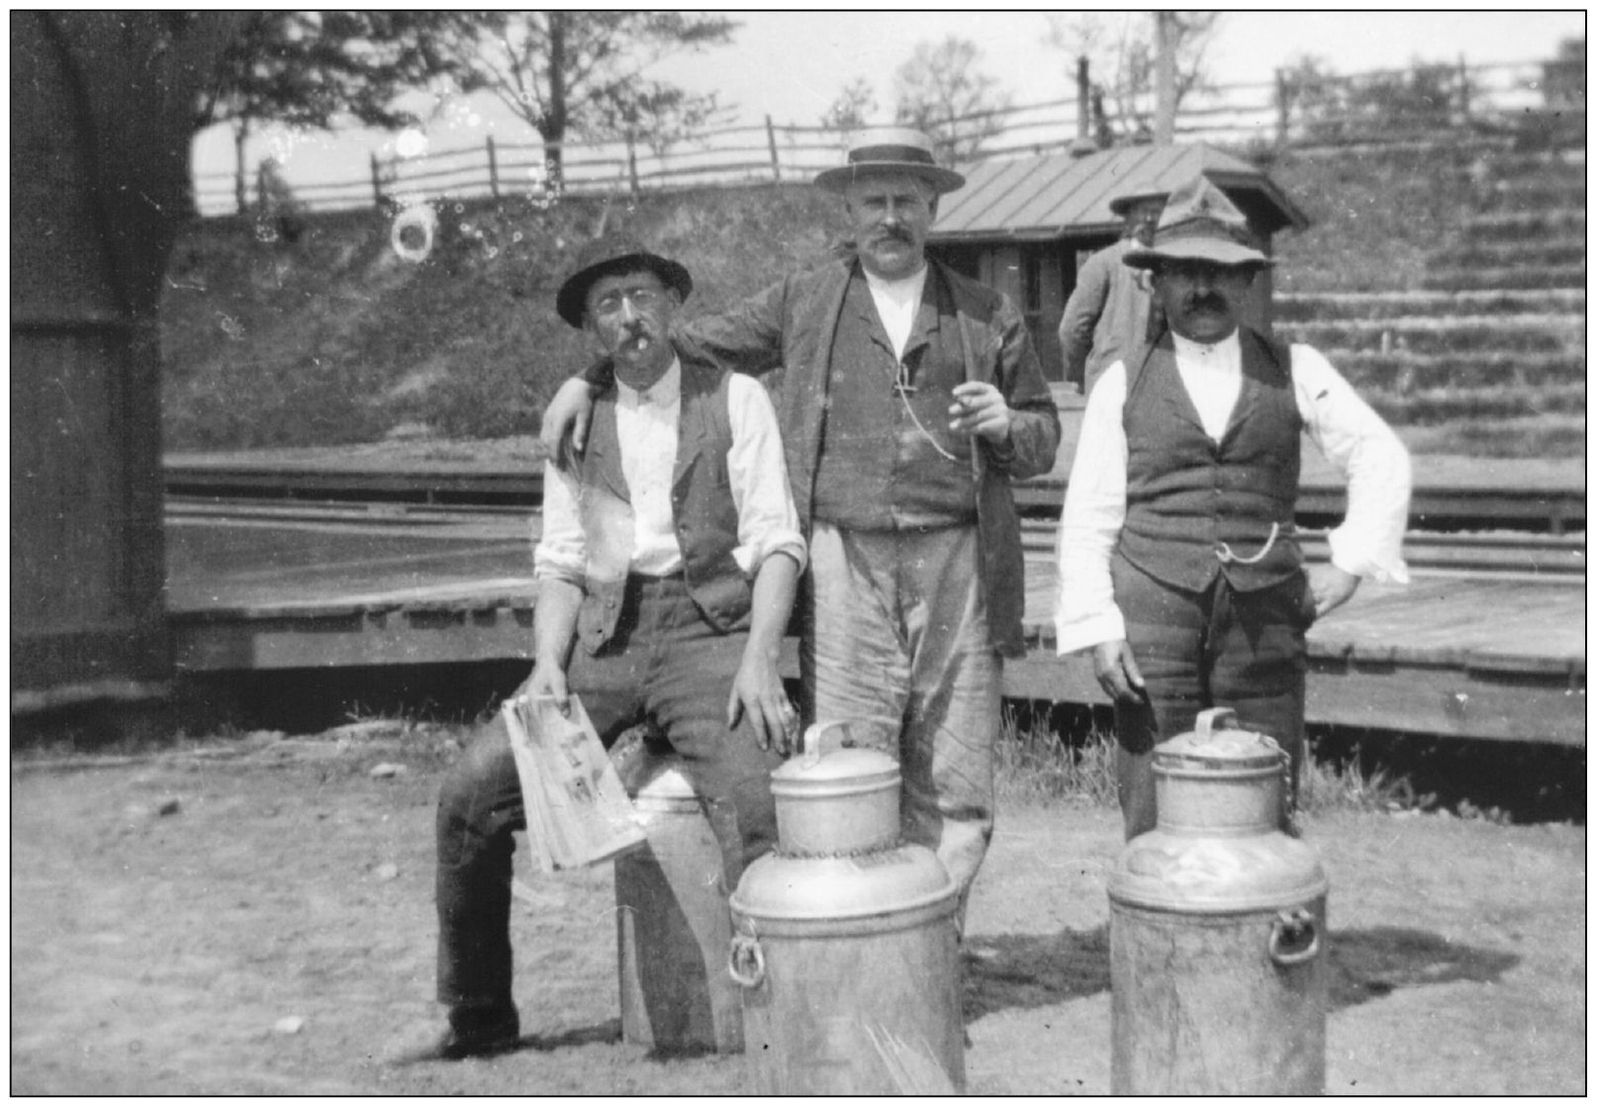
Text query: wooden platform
164 503 1586 746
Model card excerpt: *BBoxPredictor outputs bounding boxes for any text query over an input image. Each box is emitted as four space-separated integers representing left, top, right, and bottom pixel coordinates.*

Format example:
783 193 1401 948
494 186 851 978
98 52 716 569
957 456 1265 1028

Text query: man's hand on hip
1092 639 1146 704
1308 563 1361 619
949 381 1013 445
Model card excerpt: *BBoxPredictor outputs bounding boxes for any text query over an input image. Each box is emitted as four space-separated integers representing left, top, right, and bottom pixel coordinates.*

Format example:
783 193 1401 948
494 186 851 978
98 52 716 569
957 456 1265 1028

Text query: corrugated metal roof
931 143 1309 242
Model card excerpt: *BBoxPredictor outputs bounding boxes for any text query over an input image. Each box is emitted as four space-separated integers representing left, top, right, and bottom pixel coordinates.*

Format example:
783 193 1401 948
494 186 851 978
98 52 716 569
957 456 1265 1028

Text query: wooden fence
193 55 1582 216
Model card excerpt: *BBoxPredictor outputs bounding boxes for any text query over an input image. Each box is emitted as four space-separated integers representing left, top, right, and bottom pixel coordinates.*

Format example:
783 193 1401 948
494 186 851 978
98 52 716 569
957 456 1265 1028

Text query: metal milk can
1108 708 1329 1095
614 753 743 1054
728 723 964 1094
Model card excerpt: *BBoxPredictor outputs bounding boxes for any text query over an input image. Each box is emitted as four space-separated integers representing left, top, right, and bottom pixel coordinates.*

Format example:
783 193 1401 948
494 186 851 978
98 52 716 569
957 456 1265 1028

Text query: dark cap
555 235 692 328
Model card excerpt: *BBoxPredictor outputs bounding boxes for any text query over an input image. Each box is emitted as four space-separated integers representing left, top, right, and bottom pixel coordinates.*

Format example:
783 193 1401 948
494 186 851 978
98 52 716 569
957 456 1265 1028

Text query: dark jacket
676 256 1060 657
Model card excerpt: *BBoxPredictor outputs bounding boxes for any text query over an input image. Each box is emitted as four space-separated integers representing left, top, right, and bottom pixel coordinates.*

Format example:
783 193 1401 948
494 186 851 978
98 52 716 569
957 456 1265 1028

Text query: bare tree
821 78 880 136
1048 12 1220 144
428 12 738 185
891 37 1013 163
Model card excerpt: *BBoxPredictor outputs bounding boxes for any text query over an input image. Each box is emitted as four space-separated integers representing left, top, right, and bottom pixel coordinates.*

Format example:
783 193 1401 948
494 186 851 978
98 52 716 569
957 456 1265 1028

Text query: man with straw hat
542 127 1060 923
410 236 806 1061
1057 184 1168 395
1052 174 1411 839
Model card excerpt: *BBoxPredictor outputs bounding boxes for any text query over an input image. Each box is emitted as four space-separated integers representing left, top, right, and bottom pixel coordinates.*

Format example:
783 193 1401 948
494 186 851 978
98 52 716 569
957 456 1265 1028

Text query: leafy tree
821 78 880 135
1048 12 1219 144
425 11 739 185
891 37 1012 163
198 12 460 210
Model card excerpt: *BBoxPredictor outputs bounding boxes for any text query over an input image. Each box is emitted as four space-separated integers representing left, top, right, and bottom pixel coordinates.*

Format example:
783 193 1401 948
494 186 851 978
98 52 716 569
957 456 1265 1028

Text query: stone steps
1368 382 1586 425
1275 289 1585 322
1318 349 1584 393
1279 315 1584 356
1460 208 1585 242
1431 238 1585 270
1421 262 1588 292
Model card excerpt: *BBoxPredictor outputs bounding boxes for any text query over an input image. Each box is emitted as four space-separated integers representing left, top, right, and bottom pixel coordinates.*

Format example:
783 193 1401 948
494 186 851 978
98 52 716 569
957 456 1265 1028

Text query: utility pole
1153 11 1177 144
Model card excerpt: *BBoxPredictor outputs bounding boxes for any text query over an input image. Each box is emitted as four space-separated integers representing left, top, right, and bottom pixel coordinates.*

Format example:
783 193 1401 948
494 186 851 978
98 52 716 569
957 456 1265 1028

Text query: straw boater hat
1122 175 1271 270
555 234 693 328
813 126 966 195
1108 186 1170 217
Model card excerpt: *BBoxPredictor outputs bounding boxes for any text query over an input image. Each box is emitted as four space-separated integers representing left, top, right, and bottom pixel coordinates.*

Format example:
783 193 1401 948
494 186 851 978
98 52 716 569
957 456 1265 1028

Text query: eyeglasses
590 286 666 317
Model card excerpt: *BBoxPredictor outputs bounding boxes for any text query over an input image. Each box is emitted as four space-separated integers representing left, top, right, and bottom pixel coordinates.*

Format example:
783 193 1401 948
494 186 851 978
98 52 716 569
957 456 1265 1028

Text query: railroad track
167 497 1585 579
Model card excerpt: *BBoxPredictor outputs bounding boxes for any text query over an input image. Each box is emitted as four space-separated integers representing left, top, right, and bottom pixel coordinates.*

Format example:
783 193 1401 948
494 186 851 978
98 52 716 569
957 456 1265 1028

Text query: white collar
616 355 681 407
1171 330 1241 363
862 263 927 302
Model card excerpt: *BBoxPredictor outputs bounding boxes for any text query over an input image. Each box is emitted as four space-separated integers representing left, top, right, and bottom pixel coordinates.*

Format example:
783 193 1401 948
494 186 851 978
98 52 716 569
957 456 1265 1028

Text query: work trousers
803 521 1001 918
433 574 783 1028
1111 553 1313 840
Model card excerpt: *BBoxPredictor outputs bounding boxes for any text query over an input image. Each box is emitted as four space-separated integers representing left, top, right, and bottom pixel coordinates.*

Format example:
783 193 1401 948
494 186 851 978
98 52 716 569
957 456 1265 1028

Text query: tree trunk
543 10 567 188
1153 11 1177 145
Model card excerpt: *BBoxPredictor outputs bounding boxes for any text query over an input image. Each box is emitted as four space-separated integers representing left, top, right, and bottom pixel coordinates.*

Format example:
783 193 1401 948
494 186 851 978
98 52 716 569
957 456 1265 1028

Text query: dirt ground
10 724 1585 1096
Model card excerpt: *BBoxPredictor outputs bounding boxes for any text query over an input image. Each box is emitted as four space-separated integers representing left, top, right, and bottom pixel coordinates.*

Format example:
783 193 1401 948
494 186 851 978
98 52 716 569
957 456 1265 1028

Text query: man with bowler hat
543 128 1060 922
409 237 805 1060
1053 175 1411 839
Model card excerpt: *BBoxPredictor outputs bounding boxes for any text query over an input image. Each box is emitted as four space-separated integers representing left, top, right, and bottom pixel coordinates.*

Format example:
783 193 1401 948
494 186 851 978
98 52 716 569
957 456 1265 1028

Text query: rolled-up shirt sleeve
1291 345 1411 584
1053 361 1129 654
726 374 807 575
532 458 586 585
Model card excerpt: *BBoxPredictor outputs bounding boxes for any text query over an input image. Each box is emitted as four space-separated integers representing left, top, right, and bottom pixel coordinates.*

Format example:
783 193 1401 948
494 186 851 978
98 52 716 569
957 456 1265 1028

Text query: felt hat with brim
556 235 692 328
813 126 966 195
1109 187 1170 216
1122 175 1271 270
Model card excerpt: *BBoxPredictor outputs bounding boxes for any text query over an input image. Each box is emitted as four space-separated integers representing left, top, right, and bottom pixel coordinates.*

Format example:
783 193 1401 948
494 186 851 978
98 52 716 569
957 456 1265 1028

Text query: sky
193 9 1585 205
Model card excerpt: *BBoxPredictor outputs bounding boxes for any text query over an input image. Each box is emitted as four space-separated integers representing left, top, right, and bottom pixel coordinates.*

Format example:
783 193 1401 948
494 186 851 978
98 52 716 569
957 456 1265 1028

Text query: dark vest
571 356 751 653
811 267 978 530
1118 327 1303 593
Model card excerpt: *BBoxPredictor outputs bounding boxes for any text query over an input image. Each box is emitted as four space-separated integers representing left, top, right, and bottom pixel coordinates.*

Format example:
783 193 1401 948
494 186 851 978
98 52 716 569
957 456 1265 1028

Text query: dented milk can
729 723 964 1094
615 754 743 1054
1108 708 1329 1095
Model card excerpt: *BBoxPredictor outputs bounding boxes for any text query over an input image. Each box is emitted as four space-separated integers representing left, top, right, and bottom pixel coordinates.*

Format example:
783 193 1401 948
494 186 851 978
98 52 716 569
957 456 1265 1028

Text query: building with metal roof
928 143 1309 386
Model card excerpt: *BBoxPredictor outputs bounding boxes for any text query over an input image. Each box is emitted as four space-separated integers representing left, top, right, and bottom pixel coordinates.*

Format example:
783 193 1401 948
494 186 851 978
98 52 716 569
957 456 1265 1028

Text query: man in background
1057 186 1167 396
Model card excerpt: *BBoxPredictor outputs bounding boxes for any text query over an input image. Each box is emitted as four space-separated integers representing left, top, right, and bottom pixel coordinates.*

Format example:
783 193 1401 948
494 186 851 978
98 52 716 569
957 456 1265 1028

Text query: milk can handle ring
802 721 850 767
1268 907 1320 967
1194 707 1238 740
728 933 766 988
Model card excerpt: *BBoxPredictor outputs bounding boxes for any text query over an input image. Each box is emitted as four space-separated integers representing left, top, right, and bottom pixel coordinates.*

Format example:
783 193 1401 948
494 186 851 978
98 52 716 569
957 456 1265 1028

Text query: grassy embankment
161 143 1580 458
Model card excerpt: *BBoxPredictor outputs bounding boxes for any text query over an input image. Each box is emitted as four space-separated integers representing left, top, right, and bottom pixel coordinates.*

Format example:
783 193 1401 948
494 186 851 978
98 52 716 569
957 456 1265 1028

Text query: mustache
870 226 915 245
1184 294 1230 313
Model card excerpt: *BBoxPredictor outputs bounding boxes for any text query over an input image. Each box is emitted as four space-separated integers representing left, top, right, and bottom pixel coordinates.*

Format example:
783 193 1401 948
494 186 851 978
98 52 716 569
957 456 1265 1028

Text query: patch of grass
995 704 1118 806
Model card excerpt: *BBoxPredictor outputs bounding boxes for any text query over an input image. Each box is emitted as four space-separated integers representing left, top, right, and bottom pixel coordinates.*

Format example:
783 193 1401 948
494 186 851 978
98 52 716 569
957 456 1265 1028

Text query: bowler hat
813 126 966 195
556 235 693 328
1108 187 1170 217
1122 175 1270 270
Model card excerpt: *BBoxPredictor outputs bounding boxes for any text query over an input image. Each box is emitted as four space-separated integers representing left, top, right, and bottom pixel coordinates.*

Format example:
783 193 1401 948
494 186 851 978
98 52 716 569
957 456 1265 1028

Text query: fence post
1456 54 1471 125
1275 68 1291 147
766 114 781 183
626 131 640 199
233 125 248 214
370 152 385 209
486 135 500 198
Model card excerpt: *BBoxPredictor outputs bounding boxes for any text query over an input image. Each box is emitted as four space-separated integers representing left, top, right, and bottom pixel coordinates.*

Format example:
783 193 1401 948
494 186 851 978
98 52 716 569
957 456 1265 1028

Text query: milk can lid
1157 708 1284 770
770 722 900 787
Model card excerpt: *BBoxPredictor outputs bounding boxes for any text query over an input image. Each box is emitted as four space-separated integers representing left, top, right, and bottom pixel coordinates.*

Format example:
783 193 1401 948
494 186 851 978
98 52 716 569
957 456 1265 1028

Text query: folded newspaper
502 692 647 873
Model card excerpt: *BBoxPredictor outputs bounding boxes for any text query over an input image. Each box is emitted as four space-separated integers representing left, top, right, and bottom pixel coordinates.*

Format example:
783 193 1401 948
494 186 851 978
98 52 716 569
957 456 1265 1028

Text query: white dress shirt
862 264 928 359
1054 330 1411 655
535 356 807 583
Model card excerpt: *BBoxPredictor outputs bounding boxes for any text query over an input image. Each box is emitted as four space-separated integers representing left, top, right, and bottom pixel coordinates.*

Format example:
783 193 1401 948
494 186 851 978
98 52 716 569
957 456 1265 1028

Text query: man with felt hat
1052 174 1412 839
541 128 1060 924
409 236 806 1061
1057 184 1168 395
